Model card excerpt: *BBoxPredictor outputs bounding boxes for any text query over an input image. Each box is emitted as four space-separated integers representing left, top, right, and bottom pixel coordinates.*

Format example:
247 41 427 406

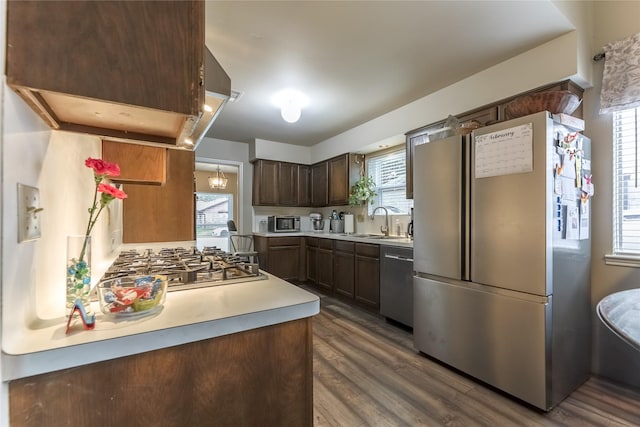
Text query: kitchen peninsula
4 245 319 427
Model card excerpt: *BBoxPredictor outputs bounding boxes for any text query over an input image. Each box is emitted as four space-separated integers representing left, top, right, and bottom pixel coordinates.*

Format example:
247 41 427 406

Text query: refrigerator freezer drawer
413 276 551 410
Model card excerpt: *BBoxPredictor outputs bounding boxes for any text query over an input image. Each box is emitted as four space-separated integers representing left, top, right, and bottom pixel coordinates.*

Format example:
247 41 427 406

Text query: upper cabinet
102 141 167 185
5 0 230 149
405 80 583 199
252 154 363 207
328 154 365 206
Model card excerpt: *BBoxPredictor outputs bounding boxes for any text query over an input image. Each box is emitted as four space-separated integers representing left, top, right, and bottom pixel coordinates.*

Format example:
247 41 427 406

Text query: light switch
18 183 43 242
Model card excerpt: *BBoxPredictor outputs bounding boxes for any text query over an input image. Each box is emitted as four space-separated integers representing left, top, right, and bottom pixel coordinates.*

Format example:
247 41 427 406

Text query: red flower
85 158 121 177
98 183 128 203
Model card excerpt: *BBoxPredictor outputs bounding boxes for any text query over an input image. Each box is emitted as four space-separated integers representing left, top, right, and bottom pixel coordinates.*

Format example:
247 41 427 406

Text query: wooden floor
309 288 640 427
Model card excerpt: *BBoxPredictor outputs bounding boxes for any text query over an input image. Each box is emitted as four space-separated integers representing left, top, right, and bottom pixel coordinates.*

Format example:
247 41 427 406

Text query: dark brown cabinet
355 243 380 310
254 236 304 282
252 159 279 206
305 237 318 283
311 162 329 207
278 162 298 206
316 239 334 292
328 154 365 206
5 1 219 147
333 241 355 298
297 165 311 206
252 161 310 207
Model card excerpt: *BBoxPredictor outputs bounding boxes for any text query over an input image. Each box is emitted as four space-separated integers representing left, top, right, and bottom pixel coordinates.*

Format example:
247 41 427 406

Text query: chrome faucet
371 206 389 236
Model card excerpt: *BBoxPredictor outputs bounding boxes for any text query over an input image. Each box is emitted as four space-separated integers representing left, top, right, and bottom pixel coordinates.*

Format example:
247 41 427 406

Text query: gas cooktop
100 246 266 292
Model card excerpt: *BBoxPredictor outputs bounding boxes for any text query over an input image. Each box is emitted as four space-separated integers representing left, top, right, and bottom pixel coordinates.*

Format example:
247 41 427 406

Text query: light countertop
2 273 319 381
254 231 414 248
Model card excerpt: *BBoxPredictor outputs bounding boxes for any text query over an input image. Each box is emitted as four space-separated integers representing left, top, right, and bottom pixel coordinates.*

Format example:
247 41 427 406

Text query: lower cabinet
333 241 355 298
259 235 381 311
316 238 334 292
9 318 313 426
306 238 380 311
355 243 380 310
254 236 304 282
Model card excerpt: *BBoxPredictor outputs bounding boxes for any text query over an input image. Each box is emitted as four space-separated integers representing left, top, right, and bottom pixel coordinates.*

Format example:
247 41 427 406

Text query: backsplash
253 205 411 236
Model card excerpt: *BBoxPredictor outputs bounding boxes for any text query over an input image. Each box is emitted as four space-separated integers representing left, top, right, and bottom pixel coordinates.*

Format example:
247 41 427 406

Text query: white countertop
254 231 414 248
2 273 319 381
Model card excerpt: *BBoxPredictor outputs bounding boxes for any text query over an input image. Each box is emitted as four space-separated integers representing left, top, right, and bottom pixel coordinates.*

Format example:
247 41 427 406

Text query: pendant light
208 165 228 190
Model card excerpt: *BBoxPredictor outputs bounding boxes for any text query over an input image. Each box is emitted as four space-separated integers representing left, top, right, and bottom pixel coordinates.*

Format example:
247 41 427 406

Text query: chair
226 220 258 263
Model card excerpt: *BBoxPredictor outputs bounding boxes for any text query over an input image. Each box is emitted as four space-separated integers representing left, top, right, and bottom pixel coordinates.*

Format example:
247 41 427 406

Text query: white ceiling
204 1 575 147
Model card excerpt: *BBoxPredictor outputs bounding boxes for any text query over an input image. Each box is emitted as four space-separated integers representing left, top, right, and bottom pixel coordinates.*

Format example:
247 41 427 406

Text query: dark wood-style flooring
308 288 640 427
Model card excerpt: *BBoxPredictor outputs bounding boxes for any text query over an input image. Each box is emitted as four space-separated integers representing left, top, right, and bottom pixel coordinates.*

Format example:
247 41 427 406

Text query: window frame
606 106 640 267
365 146 413 216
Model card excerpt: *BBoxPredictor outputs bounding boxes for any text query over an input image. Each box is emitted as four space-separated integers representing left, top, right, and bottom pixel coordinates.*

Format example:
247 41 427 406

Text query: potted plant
348 175 376 207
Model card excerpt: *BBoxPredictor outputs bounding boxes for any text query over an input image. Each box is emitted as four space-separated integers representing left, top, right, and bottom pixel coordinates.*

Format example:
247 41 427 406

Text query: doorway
194 163 240 252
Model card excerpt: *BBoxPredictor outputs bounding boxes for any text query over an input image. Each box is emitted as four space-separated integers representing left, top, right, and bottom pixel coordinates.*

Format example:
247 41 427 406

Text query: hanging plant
348 175 376 207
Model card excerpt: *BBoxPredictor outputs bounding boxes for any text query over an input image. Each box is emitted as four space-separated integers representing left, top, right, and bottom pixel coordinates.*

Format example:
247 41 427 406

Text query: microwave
267 216 300 233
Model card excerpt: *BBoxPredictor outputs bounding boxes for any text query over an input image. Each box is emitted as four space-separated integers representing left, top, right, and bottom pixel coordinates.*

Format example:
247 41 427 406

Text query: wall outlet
18 183 42 243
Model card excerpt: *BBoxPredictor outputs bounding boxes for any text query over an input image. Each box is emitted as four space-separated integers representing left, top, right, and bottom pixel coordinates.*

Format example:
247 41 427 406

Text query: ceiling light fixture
208 165 228 190
271 89 310 124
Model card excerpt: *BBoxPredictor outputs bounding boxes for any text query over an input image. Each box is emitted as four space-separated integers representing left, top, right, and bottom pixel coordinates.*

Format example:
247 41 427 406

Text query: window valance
600 32 640 114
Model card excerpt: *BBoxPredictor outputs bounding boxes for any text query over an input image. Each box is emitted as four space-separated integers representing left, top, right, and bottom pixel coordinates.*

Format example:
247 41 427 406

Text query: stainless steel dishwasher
380 245 414 328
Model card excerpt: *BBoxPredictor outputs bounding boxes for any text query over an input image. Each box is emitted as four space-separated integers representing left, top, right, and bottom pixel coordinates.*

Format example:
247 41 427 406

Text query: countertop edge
2 276 320 381
253 231 414 247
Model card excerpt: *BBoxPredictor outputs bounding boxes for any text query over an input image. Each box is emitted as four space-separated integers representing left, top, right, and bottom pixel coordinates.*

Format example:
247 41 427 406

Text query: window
613 107 640 255
367 147 413 215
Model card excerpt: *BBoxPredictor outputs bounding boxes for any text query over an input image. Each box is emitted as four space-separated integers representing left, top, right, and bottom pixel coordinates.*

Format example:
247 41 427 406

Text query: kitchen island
4 271 319 426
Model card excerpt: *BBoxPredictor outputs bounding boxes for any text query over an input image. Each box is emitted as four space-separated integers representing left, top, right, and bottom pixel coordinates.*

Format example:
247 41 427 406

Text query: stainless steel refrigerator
413 111 591 411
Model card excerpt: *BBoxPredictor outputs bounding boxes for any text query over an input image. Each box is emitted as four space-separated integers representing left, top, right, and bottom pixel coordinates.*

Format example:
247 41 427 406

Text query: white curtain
600 32 640 114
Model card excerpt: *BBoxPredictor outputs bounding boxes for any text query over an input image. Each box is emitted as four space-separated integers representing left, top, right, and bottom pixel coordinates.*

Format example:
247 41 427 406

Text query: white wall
251 138 311 164
311 31 582 162
586 1 640 389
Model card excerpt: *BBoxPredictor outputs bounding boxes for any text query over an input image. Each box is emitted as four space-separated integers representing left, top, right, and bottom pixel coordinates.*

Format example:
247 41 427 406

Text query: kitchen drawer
356 243 379 258
306 237 318 247
334 240 355 253
267 236 302 247
318 238 333 250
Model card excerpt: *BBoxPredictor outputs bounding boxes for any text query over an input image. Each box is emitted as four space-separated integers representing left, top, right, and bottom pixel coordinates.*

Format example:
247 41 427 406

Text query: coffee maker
310 213 325 232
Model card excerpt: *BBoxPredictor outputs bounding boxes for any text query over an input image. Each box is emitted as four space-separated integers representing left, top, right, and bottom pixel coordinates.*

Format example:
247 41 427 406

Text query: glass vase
66 235 92 313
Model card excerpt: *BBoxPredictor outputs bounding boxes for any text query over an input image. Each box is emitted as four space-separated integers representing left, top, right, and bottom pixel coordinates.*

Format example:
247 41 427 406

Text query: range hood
5 1 230 150
185 48 231 150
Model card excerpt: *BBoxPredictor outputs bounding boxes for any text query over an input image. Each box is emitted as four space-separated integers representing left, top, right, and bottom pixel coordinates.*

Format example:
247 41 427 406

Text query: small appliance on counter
329 210 344 233
310 213 325 232
267 215 300 233
344 213 355 234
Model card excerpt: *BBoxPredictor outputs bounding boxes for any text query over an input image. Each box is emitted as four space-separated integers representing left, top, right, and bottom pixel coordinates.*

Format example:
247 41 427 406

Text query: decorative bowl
504 90 581 119
98 275 167 318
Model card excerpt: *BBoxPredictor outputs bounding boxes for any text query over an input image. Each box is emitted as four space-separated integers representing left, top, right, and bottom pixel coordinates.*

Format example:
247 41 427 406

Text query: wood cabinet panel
333 243 355 298
122 149 194 243
6 1 205 146
328 154 349 205
252 159 279 206
355 243 380 310
268 246 301 281
306 245 318 283
316 240 333 292
102 140 167 185
10 318 313 427
298 165 311 206
255 236 303 281
278 162 298 206
311 162 329 206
